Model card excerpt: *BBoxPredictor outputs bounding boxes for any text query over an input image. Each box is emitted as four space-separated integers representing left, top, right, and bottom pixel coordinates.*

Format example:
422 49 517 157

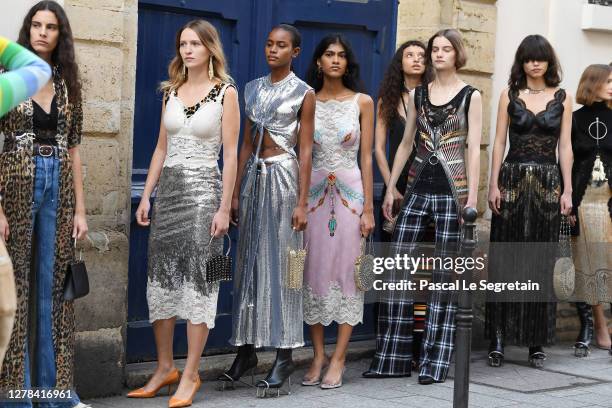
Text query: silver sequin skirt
230 153 304 348
147 165 221 327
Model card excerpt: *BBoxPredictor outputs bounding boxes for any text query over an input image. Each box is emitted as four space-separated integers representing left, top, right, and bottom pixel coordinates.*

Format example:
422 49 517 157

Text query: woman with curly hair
364 40 431 380
374 41 432 239
0 2 88 407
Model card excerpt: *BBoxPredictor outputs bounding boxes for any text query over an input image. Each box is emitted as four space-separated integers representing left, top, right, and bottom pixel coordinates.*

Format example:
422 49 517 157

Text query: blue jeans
4 156 80 408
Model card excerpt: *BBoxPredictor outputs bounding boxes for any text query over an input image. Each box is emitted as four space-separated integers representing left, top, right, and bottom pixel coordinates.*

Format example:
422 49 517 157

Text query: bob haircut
575 64 612 108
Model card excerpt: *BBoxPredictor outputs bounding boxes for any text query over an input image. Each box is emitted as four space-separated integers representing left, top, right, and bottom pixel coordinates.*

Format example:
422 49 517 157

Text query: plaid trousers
368 192 461 381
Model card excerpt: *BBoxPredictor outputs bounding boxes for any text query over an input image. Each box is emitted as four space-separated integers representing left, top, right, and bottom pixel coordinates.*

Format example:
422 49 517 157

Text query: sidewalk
86 343 612 408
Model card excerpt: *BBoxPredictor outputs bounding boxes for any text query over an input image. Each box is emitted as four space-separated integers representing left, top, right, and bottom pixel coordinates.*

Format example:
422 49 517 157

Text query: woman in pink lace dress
302 34 375 390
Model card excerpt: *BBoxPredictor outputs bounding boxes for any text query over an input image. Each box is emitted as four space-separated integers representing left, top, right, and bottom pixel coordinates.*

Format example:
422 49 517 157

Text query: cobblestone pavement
87 344 612 408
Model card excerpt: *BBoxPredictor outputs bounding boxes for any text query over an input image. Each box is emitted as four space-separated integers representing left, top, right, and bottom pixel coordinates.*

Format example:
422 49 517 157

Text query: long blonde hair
161 19 232 92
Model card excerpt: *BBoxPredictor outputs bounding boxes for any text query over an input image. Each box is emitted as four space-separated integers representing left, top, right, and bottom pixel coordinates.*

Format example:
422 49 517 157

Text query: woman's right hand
230 196 239 226
0 212 9 241
488 185 501 215
382 190 395 222
135 198 151 227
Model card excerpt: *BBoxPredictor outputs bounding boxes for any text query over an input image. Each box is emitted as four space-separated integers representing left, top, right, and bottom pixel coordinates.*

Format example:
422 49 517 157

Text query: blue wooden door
128 0 397 362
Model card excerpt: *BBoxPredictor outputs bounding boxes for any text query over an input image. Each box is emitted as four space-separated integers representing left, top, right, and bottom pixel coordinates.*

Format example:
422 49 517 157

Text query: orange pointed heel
168 376 201 408
127 368 179 398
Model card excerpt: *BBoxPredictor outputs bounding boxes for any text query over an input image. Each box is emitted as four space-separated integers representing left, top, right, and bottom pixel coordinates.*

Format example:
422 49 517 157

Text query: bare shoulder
358 93 374 109
562 90 573 107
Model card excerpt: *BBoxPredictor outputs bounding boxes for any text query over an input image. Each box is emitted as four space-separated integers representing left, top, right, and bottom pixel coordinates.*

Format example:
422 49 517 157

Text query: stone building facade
5 0 605 399
63 0 137 397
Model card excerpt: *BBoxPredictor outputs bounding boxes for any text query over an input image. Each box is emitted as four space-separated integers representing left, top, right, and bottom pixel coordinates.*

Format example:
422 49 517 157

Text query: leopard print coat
0 67 82 389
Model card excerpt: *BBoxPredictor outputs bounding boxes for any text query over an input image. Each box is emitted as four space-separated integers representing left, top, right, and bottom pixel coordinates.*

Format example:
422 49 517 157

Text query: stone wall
64 0 137 398
397 0 497 213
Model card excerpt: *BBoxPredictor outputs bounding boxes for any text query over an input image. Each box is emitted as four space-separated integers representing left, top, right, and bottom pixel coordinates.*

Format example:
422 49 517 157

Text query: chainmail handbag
205 234 232 283
354 236 375 291
553 215 575 300
286 230 306 290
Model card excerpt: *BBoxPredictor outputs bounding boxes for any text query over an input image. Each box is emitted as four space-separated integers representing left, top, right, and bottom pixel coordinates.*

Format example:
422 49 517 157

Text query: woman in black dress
365 40 431 379
486 35 573 368
569 64 612 357
374 40 432 239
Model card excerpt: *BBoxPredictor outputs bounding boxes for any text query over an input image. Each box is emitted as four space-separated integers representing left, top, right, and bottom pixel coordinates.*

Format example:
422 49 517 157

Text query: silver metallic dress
147 82 233 327
230 72 313 348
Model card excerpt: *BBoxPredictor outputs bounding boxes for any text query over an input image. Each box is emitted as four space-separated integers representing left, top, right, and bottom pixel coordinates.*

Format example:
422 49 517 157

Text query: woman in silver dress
129 20 239 407
218 24 315 397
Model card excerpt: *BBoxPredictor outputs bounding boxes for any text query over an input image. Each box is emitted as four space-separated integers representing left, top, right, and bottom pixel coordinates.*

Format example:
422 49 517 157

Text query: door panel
128 0 397 362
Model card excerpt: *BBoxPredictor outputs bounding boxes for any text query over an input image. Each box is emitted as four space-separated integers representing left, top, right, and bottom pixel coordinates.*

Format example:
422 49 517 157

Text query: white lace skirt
147 165 221 327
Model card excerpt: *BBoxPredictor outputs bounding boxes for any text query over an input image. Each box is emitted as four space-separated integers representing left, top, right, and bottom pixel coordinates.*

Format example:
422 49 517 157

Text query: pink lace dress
303 94 364 326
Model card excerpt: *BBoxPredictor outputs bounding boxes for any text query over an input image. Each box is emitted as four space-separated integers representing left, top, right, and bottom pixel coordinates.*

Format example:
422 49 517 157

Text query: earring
317 65 322 78
209 57 214 80
182 64 187 79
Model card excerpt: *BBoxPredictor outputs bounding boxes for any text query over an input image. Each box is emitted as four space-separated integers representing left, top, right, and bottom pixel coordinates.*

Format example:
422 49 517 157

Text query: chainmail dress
147 82 234 327
230 72 313 348
303 94 364 326
485 88 566 346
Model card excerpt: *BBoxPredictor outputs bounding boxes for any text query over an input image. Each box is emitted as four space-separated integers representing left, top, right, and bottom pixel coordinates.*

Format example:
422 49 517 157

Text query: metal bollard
453 207 478 408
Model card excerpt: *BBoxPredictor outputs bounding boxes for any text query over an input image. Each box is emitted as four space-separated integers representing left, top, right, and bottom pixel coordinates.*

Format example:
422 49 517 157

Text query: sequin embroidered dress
303 94 364 326
485 88 566 346
230 72 313 348
147 83 233 327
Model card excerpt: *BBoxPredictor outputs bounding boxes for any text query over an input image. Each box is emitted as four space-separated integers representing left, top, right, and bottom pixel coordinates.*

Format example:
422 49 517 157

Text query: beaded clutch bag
553 215 575 300
205 234 232 283
286 230 306 290
354 236 375 291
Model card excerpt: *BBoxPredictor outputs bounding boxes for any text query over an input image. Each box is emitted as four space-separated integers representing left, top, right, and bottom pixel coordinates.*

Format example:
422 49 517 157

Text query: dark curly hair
305 33 366 93
508 35 562 92
378 40 432 127
18 1 82 104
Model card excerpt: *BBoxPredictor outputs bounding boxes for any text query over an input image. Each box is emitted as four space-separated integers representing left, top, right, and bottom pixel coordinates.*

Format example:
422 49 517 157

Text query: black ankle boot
528 346 546 368
218 344 258 382
256 348 294 396
574 302 593 357
488 329 504 367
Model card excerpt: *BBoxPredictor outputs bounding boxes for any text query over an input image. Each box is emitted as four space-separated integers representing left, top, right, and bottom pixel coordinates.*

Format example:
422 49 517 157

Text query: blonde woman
128 20 239 407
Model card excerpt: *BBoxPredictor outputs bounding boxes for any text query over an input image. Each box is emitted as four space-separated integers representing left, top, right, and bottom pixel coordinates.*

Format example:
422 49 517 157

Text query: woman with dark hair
0 35 51 368
569 64 611 358
127 20 239 407
218 24 315 397
0 2 89 407
363 40 430 380
301 33 374 389
370 28 482 384
375 40 431 222
486 34 573 368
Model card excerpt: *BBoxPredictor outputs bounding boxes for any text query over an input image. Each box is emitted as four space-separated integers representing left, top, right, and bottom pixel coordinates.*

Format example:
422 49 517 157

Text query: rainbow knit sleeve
0 36 52 118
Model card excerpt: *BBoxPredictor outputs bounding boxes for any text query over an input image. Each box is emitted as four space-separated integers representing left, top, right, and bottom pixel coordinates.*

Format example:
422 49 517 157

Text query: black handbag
64 240 89 300
205 234 232 283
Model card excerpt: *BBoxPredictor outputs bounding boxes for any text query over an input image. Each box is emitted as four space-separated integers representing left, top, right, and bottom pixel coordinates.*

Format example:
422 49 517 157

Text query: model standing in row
570 63 611 357
220 25 315 396
486 35 573 368
301 34 374 389
0 2 88 407
0 35 51 367
374 29 482 384
131 20 239 408
366 40 431 378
